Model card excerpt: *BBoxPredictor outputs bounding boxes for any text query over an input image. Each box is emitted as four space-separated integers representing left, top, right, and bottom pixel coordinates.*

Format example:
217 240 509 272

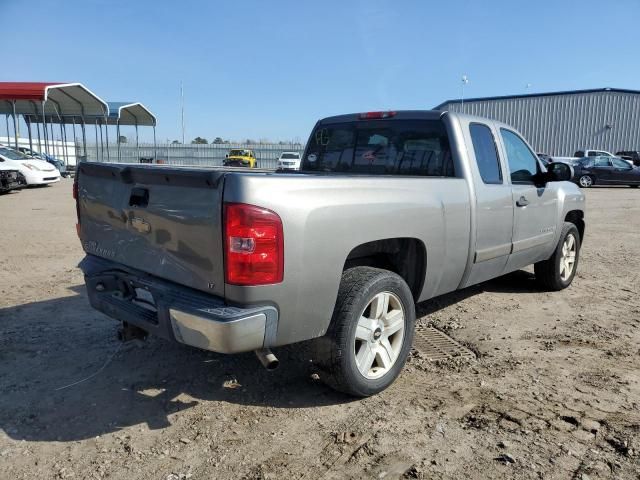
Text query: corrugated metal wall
82 142 305 169
439 91 640 156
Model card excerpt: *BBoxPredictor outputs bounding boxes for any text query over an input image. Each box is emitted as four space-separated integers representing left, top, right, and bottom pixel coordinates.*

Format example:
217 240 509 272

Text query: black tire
313 267 415 397
534 222 581 291
630 184 639 188
578 175 594 188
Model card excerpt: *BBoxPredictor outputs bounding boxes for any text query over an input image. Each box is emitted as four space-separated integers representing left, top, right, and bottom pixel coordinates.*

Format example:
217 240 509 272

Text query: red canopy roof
0 82 108 119
0 82 62 101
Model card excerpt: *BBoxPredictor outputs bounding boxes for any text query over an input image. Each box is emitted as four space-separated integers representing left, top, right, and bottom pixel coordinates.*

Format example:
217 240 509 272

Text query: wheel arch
564 210 585 242
342 237 427 301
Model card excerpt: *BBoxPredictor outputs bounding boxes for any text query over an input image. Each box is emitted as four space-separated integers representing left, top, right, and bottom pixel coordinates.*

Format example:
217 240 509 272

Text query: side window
500 129 539 184
574 151 585 157
587 151 598 157
612 158 631 169
594 157 611 167
469 123 502 184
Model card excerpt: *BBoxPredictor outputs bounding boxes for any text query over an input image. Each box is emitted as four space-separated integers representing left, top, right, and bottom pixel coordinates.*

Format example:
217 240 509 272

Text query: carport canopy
0 82 108 119
107 102 156 127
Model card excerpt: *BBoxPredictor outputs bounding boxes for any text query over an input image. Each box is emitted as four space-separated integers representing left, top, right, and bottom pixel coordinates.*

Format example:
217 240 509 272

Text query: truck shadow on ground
0 270 542 443
416 269 539 317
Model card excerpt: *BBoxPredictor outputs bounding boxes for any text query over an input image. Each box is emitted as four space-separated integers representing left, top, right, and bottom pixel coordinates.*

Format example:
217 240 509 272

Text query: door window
500 129 539 184
469 123 502 184
612 158 632 169
594 157 611 167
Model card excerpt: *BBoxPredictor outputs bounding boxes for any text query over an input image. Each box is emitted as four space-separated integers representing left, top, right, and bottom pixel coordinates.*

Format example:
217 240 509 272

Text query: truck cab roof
317 109 520 133
318 110 444 125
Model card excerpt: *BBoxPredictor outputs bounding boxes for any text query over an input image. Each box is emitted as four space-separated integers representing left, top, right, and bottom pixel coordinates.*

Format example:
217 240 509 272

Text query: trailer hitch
117 321 148 343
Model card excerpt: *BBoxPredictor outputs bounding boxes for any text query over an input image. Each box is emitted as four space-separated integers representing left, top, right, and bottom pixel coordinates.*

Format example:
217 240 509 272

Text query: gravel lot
0 181 638 479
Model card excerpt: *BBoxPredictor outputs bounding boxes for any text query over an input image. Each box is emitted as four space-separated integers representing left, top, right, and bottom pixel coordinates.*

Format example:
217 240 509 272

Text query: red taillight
359 111 396 120
224 203 284 285
72 177 78 200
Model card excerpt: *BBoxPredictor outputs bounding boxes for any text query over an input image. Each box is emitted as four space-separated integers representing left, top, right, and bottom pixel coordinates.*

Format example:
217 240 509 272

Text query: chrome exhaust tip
255 348 279 370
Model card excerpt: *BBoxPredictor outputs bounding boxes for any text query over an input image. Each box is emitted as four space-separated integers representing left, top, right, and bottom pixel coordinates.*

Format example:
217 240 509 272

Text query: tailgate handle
129 187 149 207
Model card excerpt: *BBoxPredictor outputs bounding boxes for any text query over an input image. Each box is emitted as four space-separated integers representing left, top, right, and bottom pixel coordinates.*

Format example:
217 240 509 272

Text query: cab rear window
302 119 454 176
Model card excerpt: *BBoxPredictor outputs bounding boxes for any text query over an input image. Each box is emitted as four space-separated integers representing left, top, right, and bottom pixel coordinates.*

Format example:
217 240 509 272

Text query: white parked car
277 152 301 170
553 149 634 167
0 146 60 185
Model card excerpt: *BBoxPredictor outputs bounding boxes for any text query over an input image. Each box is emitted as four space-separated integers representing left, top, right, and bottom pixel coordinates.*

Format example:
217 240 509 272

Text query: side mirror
546 162 573 182
225 154 228 158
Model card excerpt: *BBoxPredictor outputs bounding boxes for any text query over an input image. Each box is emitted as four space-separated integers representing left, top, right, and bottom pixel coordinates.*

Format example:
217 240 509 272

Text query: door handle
516 196 529 207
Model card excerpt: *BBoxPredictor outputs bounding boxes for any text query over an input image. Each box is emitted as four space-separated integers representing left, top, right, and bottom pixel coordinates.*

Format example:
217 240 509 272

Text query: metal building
435 88 640 156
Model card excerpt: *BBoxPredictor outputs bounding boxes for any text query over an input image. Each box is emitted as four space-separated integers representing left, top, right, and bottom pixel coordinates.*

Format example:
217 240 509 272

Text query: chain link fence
82 142 305 170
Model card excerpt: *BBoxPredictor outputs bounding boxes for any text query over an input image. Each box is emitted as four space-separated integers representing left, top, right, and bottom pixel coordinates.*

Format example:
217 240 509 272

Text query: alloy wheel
560 233 577 281
354 292 405 379
579 175 593 187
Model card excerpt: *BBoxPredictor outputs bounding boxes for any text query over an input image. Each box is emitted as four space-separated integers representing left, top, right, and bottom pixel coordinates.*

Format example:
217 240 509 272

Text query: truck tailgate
77 163 226 297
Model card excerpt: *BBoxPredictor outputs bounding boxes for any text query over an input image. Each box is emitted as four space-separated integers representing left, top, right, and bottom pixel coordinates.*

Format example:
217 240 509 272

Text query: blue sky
3 0 640 142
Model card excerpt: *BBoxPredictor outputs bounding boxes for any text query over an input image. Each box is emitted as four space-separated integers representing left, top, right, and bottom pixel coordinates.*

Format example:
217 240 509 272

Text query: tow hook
254 348 279 370
117 321 148 343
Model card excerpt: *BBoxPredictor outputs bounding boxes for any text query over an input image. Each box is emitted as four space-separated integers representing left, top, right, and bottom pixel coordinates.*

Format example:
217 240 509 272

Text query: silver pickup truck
75 110 585 396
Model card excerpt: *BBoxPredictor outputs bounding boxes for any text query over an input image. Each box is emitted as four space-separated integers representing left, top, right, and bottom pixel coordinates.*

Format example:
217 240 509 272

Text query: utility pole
181 81 185 144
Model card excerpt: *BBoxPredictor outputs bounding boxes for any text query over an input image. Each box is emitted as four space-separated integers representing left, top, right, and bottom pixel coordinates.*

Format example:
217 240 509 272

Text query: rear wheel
534 222 580 291
313 267 415 397
578 175 594 188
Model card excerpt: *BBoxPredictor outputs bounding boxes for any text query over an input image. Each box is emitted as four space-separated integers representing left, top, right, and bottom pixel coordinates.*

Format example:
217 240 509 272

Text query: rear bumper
79 255 278 353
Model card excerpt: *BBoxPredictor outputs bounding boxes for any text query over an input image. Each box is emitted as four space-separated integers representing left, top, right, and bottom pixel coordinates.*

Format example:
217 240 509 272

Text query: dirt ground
0 181 638 480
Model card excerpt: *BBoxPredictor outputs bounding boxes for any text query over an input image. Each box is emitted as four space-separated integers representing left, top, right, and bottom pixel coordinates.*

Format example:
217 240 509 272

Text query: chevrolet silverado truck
76 110 585 397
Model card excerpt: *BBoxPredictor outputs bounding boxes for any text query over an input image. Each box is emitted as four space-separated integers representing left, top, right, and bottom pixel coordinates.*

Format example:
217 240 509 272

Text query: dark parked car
537 153 553 166
616 151 640 167
573 156 640 188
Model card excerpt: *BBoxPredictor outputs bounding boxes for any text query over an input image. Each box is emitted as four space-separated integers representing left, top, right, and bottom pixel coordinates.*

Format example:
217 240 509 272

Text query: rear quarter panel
223 174 471 346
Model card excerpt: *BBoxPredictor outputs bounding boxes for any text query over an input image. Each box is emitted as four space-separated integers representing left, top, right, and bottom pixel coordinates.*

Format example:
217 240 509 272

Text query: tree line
172 137 303 146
